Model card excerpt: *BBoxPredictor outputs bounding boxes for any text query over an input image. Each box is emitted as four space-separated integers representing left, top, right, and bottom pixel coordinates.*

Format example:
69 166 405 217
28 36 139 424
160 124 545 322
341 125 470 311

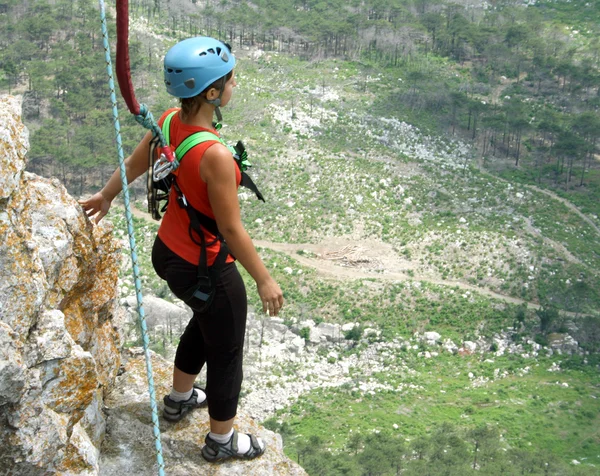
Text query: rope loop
134 104 156 129
135 104 168 148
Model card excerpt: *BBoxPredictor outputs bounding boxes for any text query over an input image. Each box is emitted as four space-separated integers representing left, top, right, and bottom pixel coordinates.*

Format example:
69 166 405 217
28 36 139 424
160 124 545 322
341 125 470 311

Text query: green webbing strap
162 111 174 145
159 112 265 203
177 132 223 159
161 111 222 162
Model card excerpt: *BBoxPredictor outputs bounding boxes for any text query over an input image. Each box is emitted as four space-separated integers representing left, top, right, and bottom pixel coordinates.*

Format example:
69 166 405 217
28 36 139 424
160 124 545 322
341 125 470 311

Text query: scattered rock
423 331 441 344
463 341 477 353
548 333 579 355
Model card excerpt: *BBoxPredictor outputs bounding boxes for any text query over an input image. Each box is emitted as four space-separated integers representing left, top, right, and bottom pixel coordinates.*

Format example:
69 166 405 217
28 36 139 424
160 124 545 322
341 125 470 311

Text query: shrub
536 305 559 334
534 334 548 347
345 325 363 341
299 327 311 341
156 283 171 299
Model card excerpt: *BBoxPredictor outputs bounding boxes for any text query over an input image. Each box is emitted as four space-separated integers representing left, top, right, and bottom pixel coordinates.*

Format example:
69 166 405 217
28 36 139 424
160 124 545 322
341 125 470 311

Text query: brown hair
179 70 234 119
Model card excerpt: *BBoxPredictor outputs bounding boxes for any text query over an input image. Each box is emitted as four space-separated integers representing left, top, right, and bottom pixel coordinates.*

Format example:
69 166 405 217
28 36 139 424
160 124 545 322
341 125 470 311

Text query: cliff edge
0 95 306 476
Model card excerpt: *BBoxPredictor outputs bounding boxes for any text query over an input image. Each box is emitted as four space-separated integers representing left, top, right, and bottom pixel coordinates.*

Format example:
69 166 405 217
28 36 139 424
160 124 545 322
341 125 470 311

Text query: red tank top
156 108 241 265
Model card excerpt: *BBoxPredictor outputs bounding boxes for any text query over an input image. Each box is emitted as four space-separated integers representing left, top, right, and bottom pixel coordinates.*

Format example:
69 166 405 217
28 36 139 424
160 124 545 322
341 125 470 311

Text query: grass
267 352 600 465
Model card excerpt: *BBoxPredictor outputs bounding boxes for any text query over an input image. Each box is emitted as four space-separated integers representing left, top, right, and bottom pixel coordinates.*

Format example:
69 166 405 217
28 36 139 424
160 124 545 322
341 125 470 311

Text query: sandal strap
203 430 264 461
166 385 205 409
231 429 239 453
190 386 201 402
248 433 261 451
205 430 238 458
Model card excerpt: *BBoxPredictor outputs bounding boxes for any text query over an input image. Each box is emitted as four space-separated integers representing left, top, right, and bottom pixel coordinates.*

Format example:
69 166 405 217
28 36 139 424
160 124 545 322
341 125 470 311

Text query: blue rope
98 1 165 474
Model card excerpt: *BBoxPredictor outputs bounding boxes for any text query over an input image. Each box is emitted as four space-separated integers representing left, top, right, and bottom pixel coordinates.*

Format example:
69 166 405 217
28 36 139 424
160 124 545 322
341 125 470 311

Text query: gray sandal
162 384 207 422
202 429 265 462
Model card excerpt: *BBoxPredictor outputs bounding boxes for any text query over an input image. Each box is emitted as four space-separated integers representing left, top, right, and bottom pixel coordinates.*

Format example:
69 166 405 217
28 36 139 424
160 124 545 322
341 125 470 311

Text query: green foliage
344 325 362 342
299 327 311 341
536 305 559 334
271 352 600 475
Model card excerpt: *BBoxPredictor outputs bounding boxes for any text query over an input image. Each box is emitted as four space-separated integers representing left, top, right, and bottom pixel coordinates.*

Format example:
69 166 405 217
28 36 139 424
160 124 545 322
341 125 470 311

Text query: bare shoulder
201 142 235 181
203 141 233 163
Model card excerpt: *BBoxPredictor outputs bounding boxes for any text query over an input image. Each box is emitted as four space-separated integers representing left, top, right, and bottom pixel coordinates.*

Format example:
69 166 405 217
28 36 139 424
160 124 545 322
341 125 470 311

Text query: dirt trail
123 203 537 308
254 239 535 307
476 164 600 239
521 184 600 237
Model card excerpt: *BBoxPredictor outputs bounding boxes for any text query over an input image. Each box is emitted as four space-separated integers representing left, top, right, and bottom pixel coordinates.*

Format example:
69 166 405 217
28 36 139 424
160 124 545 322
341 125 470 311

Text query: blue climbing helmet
163 37 235 99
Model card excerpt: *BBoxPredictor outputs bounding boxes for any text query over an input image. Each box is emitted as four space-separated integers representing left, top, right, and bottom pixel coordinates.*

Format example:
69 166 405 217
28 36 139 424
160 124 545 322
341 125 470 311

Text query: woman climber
80 36 283 462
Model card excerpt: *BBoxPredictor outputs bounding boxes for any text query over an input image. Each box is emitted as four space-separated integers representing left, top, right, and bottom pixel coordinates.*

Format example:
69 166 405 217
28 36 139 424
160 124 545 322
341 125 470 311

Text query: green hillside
2 0 599 474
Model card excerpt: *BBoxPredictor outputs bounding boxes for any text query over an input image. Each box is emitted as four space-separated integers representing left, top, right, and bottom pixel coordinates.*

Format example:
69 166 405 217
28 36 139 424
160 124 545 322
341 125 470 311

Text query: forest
1 0 599 474
2 0 599 211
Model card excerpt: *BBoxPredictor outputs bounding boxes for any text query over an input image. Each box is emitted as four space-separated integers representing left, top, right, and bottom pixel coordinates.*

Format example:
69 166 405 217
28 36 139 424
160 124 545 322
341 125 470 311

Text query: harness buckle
176 194 188 208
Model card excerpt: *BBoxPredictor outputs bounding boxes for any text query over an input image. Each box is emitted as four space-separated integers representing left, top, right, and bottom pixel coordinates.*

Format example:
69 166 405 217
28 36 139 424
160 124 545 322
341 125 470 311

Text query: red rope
116 0 140 115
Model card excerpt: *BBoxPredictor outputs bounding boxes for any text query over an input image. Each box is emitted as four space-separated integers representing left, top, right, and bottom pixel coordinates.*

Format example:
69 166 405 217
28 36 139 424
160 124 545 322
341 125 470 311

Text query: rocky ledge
100 349 307 476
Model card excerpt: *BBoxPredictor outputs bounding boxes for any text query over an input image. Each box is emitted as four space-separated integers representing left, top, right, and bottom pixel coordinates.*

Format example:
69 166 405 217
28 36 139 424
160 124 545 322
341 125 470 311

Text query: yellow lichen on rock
0 95 122 474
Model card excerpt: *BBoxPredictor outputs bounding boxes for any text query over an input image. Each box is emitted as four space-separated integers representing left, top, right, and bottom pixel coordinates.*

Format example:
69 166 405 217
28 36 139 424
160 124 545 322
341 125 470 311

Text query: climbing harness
149 111 260 220
149 110 264 311
98 0 165 474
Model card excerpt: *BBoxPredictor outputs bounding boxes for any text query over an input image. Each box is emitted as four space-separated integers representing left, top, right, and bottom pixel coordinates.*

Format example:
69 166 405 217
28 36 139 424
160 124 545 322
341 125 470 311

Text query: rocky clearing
126 203 538 308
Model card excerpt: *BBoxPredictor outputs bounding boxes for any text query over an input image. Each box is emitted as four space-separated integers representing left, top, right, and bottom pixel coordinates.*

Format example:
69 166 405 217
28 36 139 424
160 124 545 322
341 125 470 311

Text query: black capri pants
152 236 247 421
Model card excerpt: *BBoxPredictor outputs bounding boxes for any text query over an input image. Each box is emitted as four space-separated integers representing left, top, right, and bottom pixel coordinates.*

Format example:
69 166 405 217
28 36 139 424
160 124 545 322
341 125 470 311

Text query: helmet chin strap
205 76 226 124
214 106 223 124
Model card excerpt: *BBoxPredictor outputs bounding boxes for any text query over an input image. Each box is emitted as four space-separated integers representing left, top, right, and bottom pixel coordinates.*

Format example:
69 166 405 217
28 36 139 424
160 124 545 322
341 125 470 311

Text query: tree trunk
579 152 587 186
482 130 488 156
566 156 573 190
515 130 522 166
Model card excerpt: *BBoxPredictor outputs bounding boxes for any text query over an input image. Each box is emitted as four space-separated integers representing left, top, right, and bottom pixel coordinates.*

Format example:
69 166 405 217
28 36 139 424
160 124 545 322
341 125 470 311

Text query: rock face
0 95 123 474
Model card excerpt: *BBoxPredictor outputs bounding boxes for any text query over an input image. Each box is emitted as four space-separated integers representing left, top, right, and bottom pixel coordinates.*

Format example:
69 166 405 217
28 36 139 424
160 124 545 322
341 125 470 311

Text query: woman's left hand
257 278 284 316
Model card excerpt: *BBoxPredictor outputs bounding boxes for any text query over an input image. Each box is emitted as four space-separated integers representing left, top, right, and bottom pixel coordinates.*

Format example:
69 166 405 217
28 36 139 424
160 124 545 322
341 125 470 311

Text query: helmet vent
197 47 229 62
184 78 195 89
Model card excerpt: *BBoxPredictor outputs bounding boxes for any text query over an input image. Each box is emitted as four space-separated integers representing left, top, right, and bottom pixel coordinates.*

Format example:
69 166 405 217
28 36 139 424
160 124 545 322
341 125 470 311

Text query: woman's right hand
79 192 112 224
257 278 284 317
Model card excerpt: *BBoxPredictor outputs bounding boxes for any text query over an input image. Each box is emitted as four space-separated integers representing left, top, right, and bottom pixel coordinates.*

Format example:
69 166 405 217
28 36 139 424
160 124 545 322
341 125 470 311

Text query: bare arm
79 131 153 223
201 144 284 316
